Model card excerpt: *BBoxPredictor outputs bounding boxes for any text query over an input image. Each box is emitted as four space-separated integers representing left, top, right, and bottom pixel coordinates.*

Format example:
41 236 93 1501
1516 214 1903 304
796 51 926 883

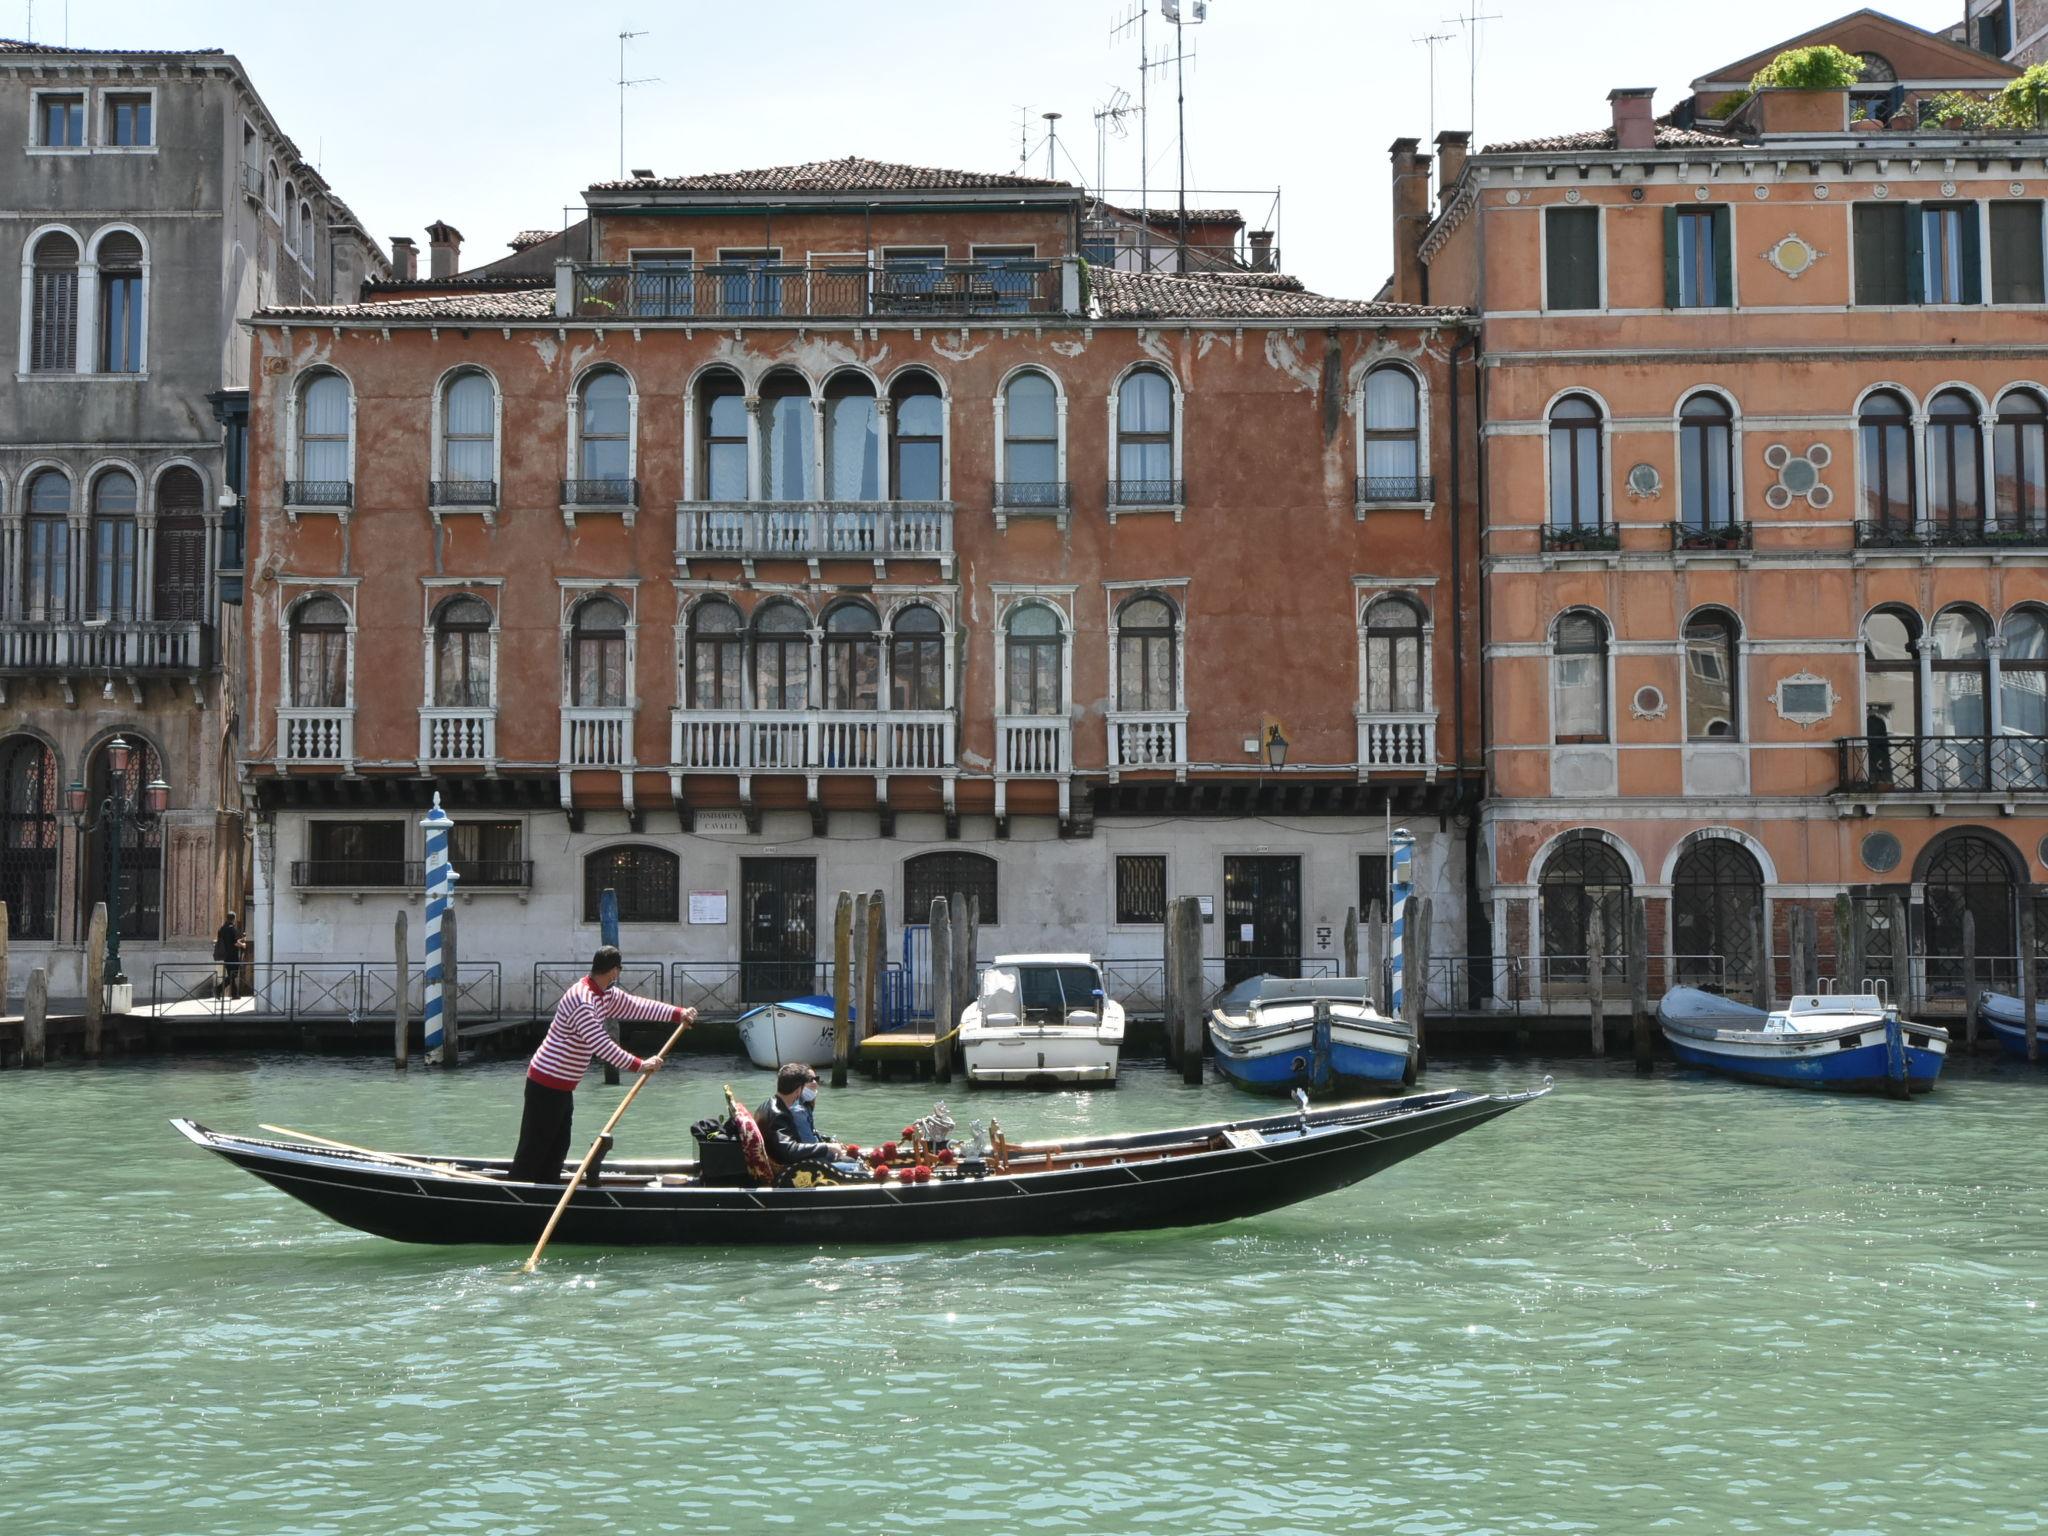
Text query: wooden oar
257 1124 499 1183
518 1015 693 1274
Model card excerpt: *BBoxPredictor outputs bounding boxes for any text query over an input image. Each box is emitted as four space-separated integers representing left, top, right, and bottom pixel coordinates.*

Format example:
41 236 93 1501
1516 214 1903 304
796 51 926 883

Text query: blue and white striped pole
1389 828 1415 1017
420 794 458 1063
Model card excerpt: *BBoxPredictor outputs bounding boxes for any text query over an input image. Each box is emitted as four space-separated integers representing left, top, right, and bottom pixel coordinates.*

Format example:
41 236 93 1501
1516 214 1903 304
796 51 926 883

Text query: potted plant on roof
1742 45 1863 136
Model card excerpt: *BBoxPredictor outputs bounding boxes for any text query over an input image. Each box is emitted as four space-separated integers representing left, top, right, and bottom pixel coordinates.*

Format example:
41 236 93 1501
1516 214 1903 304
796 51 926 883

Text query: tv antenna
1413 31 1454 154
617 29 658 180
1093 88 1135 203
1042 111 1064 181
1159 0 1207 273
1442 6 1502 144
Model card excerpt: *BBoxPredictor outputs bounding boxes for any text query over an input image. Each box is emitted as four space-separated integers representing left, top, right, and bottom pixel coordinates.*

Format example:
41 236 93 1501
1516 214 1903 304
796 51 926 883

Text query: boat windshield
1014 965 1104 1023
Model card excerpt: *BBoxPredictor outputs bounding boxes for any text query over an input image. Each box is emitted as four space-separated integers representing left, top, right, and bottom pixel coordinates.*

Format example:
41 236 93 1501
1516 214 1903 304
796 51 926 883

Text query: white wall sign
688 890 728 925
695 809 748 837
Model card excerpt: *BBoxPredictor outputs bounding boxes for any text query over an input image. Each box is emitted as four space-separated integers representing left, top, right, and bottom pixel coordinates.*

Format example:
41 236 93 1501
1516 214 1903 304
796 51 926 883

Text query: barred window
905 850 997 925
584 845 679 923
1115 855 1166 925
1358 854 1390 918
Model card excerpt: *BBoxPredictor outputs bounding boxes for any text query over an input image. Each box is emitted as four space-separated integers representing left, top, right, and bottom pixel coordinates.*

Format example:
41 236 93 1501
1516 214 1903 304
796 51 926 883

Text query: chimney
1388 138 1432 305
1248 229 1275 271
389 236 417 282
1608 87 1657 151
426 220 463 280
1434 130 1471 206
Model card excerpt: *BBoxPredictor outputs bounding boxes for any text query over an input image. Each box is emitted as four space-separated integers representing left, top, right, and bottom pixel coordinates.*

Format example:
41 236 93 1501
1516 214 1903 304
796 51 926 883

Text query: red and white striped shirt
527 977 681 1091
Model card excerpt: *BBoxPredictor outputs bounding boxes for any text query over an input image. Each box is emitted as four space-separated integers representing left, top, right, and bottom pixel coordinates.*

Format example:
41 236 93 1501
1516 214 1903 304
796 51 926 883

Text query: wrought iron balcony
1541 521 1620 553
284 480 352 509
1855 517 2048 550
676 503 951 569
419 707 496 764
671 709 956 775
561 477 638 508
992 481 1072 511
1670 520 1753 552
1107 478 1186 508
1836 734 2048 796
430 479 497 508
1355 474 1434 505
0 619 210 674
569 259 1062 321
241 162 265 200
1107 711 1187 778
278 707 354 766
1358 712 1439 776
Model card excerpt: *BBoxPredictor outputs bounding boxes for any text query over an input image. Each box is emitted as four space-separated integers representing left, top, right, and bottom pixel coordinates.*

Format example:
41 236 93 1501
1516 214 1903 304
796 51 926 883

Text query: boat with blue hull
1975 993 2046 1061
1208 976 1417 1094
1657 986 1947 1095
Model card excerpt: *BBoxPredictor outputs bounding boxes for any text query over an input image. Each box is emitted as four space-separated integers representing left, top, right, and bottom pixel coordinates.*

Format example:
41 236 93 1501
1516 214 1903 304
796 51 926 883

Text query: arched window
697 370 748 499
824 373 880 502
576 368 631 487
1113 366 1174 503
1362 366 1423 500
1540 835 1630 990
2001 608 2048 791
1860 390 1916 532
1002 371 1060 509
570 595 628 707
1861 607 1920 788
1552 610 1609 743
290 594 350 707
751 600 810 711
1924 834 2017 993
439 370 496 498
1683 610 1740 740
0 735 60 940
584 845 679 923
1005 604 1064 716
89 469 139 621
432 595 493 707
295 372 352 504
1548 394 1604 529
85 736 163 940
890 372 944 500
1365 596 1425 714
1995 390 2047 535
96 232 144 374
1671 839 1763 991
266 161 280 215
687 599 744 709
890 604 946 710
1116 594 1178 712
1678 392 1733 529
28 231 79 373
153 467 206 623
1930 608 1991 789
905 849 998 925
1926 389 1985 534
823 601 881 710
760 371 813 502
22 470 72 620
298 202 315 263
283 185 298 250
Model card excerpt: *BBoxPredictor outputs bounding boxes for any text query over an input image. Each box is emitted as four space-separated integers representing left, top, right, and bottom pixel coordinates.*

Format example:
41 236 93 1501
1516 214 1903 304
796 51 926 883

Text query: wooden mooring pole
393 908 410 1069
0 901 9 1020
1410 896 1432 1069
1162 894 1182 1070
2022 898 2039 1064
830 891 854 1087
1366 902 1385 1008
1834 894 1858 993
1751 906 1771 1011
863 888 885 1065
83 901 106 1058
1889 893 1910 1016
851 892 871 1061
949 891 976 1057
439 905 460 1068
1629 896 1653 1070
1343 904 1358 980
1173 895 1204 1085
1961 910 1979 1054
23 966 48 1069
928 897 953 1082
1586 901 1606 1058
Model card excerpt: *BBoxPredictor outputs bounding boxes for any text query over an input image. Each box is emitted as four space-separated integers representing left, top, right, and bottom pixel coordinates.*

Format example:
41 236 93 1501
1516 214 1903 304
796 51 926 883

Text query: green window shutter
1663 207 1680 307
1959 203 1983 304
1905 205 1925 305
1711 207 1733 307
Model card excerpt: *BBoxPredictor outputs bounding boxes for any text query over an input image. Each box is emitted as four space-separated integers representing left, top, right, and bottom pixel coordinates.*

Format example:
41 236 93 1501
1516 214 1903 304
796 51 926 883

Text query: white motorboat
735 995 839 1070
958 953 1125 1087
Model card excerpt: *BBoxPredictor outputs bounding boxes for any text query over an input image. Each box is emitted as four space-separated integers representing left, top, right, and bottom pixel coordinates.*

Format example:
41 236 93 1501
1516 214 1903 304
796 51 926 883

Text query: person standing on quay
509 945 695 1182
213 911 248 1000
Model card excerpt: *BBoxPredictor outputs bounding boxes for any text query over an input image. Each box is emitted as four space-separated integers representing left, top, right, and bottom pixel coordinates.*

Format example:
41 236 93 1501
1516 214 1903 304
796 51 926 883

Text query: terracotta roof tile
589 155 1071 194
361 274 553 296
0 36 222 55
508 230 555 250
1092 267 1464 321
1482 122 1737 153
256 289 555 323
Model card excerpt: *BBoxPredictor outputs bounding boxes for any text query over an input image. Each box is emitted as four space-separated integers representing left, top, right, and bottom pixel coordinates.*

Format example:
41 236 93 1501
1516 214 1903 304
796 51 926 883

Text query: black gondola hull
173 1085 1547 1248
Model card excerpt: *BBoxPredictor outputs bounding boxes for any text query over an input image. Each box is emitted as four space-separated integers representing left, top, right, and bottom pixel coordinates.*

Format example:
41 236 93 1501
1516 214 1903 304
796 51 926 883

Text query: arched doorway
1540 834 1631 996
1 736 60 940
1671 838 1764 993
82 737 164 941
1921 831 2019 998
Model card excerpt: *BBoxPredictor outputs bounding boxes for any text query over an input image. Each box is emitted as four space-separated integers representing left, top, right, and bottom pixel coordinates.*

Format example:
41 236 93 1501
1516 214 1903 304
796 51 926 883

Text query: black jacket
754 1096 834 1166
213 923 241 963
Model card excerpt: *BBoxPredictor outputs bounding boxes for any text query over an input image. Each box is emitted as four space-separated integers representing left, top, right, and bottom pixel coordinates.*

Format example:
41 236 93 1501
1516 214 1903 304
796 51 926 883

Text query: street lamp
1265 724 1289 770
66 735 169 991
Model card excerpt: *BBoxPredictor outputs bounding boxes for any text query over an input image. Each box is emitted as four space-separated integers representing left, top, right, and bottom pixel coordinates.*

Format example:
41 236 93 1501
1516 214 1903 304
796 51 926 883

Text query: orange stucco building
239 159 1480 1013
1414 10 2048 1016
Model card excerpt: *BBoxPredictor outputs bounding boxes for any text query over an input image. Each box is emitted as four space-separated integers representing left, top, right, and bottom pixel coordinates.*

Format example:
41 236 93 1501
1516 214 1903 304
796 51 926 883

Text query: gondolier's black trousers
510 1078 575 1183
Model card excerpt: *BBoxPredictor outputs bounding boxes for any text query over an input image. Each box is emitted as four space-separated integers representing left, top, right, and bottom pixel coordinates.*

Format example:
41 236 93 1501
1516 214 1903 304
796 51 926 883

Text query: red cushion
730 1105 776 1183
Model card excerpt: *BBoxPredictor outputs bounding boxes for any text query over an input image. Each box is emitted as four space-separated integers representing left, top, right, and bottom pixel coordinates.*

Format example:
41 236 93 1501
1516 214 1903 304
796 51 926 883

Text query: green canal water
3 1054 2046 1536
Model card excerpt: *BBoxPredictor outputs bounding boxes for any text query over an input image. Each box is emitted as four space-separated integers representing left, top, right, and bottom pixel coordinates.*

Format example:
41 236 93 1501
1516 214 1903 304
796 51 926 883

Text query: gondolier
509 946 696 1182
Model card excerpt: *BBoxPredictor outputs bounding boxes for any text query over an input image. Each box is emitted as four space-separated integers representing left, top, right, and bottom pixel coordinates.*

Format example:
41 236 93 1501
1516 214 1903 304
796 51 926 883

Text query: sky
5 0 1969 296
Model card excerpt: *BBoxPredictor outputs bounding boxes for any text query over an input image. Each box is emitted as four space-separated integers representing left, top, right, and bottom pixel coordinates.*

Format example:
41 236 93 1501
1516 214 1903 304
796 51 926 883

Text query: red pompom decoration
844 1144 861 1157
902 1126 917 1140
911 1165 933 1183
938 1148 957 1165
872 1166 890 1181
880 1141 898 1161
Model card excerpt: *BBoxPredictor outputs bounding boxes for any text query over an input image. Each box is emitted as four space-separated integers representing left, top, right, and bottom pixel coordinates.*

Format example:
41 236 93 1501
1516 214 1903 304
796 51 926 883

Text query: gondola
171 1082 1550 1249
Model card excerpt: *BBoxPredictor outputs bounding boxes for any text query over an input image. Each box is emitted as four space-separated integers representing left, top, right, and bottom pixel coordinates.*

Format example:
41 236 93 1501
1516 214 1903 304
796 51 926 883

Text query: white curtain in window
301 376 350 482
444 374 494 481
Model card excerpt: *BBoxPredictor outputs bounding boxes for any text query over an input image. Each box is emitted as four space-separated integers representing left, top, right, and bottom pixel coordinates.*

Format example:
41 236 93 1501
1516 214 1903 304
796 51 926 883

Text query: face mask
799 1084 818 1105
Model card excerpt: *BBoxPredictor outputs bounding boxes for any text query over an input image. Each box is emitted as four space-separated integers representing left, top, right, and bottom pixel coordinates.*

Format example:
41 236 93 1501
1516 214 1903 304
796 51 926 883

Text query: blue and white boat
1976 992 2046 1061
1207 976 1417 1094
736 996 842 1070
1657 985 1947 1094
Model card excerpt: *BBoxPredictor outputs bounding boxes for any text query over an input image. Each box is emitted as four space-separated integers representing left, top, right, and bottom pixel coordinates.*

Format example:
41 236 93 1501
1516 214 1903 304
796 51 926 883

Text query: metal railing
290 859 533 890
671 709 955 773
1107 711 1187 771
677 504 951 561
1100 956 1345 1018
1541 521 1619 552
1107 478 1186 508
1836 734 2048 795
1357 712 1437 771
562 705 635 768
0 619 209 673
561 477 637 507
241 162 265 200
996 715 1071 776
430 479 497 507
284 480 353 508
420 707 495 763
529 960 913 1023
278 707 353 764
1856 517 2048 550
992 480 1072 511
151 961 501 1021
1670 520 1753 551
1356 474 1434 504
571 260 1061 321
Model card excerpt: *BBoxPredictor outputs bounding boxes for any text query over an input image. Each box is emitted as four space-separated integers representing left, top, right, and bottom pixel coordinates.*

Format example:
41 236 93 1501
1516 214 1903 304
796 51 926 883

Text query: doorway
740 857 816 1003
1223 855 1301 985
